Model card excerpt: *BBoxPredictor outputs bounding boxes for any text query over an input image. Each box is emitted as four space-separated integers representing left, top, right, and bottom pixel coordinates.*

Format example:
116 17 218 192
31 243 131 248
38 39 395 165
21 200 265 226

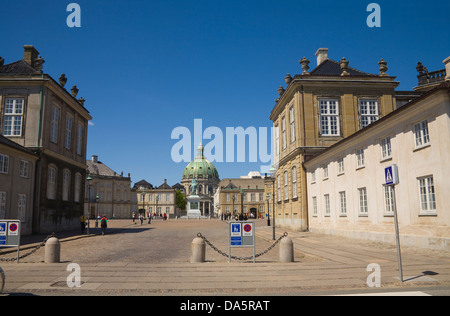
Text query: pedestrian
100 215 107 236
132 213 136 223
148 213 152 224
163 213 167 221
139 214 143 225
80 214 87 234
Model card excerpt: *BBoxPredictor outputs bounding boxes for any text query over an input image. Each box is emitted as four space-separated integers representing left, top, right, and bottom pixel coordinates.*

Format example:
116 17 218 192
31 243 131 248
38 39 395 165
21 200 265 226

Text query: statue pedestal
187 195 202 218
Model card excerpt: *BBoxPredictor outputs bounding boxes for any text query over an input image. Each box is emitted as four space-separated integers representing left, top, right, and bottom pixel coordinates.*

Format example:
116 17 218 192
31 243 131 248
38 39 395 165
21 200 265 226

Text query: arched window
62 169 71 201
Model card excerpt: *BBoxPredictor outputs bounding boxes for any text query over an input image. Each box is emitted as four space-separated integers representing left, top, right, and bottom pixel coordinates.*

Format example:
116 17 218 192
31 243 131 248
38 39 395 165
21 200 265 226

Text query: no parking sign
228 221 255 263
0 220 21 262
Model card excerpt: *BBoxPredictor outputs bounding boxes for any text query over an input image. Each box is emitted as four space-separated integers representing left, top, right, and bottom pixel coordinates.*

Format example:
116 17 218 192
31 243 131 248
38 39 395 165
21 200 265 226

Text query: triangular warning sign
386 169 393 182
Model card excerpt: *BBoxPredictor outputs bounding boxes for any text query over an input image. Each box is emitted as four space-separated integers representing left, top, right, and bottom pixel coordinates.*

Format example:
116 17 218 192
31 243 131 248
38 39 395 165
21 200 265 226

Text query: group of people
132 212 167 225
80 214 108 235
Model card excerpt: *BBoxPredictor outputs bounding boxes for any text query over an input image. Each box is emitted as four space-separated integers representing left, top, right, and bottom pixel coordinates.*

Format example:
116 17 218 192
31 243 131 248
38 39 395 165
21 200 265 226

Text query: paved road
1 218 449 296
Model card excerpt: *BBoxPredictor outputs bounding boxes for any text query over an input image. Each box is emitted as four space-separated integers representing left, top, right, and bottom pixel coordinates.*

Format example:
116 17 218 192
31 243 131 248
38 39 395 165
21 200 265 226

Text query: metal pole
392 186 403 282
272 178 275 241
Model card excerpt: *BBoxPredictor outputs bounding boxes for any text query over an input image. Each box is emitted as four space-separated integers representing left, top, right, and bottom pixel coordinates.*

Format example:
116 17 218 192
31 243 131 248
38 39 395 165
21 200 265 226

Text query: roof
182 143 220 180
87 159 123 178
0 135 38 157
133 180 153 189
309 59 377 77
0 59 38 75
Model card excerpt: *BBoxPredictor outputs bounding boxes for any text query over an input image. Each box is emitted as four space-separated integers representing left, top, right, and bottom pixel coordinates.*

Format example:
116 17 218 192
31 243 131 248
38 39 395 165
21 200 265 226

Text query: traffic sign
385 165 399 185
243 223 253 237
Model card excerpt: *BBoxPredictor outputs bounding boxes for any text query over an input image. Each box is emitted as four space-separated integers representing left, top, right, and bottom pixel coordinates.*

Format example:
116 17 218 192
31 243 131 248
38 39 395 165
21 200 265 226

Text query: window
414 120 430 148
324 194 330 216
418 176 436 213
251 193 256 201
289 106 295 143
284 171 288 200
0 154 9 174
319 99 340 136
356 149 365 168
277 174 281 202
312 197 318 216
74 173 82 203
384 185 395 215
50 106 59 143
18 194 26 222
338 158 344 174
65 116 73 149
62 169 71 201
0 192 6 219
275 125 280 157
323 164 329 179
358 188 368 215
292 167 297 198
77 124 84 155
311 170 316 183
47 167 57 200
381 137 392 160
339 191 347 216
20 160 29 178
2 98 24 136
166 194 170 202
282 117 287 149
226 193 230 202
359 100 379 128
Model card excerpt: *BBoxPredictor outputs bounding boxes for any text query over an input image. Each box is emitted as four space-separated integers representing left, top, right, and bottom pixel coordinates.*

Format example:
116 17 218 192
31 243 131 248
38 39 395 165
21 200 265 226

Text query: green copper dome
182 143 219 180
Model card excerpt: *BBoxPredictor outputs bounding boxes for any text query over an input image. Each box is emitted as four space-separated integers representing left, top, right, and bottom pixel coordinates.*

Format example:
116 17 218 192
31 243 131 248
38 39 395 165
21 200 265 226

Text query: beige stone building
269 48 399 231
304 74 450 251
134 179 181 218
0 135 38 235
85 155 134 219
216 173 266 219
0 45 92 233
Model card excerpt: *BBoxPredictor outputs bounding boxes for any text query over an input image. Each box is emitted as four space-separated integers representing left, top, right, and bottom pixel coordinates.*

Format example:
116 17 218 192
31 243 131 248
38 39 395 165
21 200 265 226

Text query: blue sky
1 0 449 186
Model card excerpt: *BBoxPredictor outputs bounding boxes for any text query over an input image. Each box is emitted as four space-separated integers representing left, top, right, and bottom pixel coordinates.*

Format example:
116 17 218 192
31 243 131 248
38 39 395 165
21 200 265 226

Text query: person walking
80 214 87 234
100 215 108 236
139 214 143 225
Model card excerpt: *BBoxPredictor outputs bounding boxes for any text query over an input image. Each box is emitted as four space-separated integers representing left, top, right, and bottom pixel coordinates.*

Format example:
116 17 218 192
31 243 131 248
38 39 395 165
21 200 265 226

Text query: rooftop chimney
92 155 98 163
315 48 329 66
23 45 40 67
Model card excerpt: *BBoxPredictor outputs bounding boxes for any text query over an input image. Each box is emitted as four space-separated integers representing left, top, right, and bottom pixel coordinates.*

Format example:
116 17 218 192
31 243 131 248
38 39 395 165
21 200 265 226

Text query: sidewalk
1 219 449 296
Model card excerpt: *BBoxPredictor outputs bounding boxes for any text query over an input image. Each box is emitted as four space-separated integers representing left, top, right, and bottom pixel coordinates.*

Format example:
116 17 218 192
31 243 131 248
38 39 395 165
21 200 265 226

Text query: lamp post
240 189 244 220
266 193 271 226
269 165 277 241
232 194 235 218
142 188 146 219
86 174 92 234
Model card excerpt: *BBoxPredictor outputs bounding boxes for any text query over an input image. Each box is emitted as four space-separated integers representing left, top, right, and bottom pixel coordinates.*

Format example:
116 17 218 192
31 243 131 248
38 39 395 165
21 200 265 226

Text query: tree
175 190 187 211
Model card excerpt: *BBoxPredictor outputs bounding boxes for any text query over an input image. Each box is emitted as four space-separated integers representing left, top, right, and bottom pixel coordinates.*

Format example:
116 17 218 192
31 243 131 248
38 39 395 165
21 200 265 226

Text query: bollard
279 237 294 263
45 237 61 263
190 236 206 263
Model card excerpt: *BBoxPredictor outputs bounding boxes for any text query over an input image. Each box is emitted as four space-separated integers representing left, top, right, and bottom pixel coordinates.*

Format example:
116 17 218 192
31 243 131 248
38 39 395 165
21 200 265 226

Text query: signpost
228 221 255 263
385 165 403 282
0 220 21 263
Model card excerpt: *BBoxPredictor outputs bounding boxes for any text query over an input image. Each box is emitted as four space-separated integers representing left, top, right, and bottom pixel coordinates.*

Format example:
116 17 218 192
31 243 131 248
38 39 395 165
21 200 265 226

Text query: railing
418 68 446 86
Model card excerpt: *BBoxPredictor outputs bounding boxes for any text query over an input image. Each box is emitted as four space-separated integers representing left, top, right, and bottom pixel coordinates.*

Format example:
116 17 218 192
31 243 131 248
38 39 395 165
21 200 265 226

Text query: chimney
23 45 40 67
315 48 329 66
444 56 450 82
92 155 98 163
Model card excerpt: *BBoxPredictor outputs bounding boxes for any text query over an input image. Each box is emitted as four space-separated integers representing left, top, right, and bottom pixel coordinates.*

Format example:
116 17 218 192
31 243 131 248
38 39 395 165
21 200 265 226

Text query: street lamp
269 165 277 240
266 193 271 227
142 188 146 218
232 194 235 218
86 174 92 234
240 189 244 220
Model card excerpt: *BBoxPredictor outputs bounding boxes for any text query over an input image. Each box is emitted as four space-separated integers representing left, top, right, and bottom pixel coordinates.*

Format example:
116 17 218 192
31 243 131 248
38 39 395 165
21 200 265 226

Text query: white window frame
338 157 344 175
277 174 281 202
359 99 379 129
323 164 329 180
358 187 368 216
384 185 395 216
2 98 24 136
312 196 318 216
319 99 340 136
0 154 9 174
289 106 295 143
20 160 30 178
418 175 436 214
381 136 392 160
339 191 347 216
311 170 316 183
356 149 365 169
281 116 287 149
50 106 60 143
284 171 288 200
324 194 330 216
65 115 73 150
414 120 430 149
292 167 297 198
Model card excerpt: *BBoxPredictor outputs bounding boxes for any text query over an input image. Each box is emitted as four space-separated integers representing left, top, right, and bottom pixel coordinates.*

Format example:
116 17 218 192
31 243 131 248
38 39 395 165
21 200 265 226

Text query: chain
0 233 55 262
197 232 288 261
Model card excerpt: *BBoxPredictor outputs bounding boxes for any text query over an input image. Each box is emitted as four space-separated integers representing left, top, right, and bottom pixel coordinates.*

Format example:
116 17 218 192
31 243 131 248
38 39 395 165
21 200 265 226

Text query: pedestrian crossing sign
385 165 399 185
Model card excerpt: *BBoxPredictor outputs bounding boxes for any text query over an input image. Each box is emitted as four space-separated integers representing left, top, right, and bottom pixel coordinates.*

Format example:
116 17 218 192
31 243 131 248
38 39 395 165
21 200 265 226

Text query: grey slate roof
0 59 38 75
309 59 377 77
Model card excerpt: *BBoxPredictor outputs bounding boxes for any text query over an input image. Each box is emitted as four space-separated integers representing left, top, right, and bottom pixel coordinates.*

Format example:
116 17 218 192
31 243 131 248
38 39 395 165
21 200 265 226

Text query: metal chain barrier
197 232 288 261
0 233 55 262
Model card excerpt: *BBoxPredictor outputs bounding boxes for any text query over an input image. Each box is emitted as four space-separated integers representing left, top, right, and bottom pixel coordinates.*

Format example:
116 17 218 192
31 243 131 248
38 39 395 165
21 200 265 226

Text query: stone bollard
45 237 60 263
279 236 294 263
190 235 206 263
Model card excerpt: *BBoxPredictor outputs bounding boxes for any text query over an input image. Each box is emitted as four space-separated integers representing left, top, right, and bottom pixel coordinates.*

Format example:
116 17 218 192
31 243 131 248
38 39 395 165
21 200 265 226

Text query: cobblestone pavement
1 218 450 296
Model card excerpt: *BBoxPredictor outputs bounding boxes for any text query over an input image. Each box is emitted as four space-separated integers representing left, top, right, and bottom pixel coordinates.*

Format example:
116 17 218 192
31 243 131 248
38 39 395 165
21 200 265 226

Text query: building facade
0 45 92 233
0 135 38 235
304 80 450 251
216 174 266 219
269 48 399 231
134 179 181 218
85 155 135 219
